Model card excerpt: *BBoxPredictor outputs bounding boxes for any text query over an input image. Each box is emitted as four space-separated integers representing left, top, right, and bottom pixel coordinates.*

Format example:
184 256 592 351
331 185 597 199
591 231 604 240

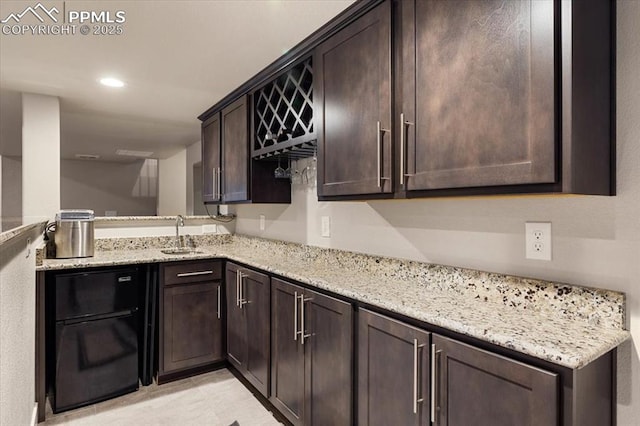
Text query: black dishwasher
52 267 140 413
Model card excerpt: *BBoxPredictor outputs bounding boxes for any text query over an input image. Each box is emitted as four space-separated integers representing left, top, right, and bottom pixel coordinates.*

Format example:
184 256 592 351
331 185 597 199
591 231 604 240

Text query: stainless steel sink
160 247 203 255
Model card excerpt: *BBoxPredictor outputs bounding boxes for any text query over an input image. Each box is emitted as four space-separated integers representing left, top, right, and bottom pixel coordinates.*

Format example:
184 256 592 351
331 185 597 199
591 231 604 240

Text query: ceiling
0 0 355 161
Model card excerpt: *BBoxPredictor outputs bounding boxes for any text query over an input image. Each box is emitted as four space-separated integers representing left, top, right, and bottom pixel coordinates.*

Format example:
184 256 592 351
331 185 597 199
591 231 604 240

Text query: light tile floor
44 369 282 426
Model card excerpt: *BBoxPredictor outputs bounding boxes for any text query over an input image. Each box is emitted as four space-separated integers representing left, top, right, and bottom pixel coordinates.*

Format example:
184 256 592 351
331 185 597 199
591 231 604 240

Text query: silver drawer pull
238 272 248 308
300 296 313 345
431 343 442 423
118 276 132 282
377 121 391 189
413 339 425 414
216 285 221 319
400 112 415 187
176 270 214 277
294 291 299 341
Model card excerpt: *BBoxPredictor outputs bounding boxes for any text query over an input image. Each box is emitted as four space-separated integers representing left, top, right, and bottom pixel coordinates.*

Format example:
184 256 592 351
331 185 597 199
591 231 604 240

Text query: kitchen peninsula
35 231 629 425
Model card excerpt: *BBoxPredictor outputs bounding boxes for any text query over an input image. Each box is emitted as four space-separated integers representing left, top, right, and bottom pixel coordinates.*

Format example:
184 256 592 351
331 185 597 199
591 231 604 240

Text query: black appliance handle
61 308 138 325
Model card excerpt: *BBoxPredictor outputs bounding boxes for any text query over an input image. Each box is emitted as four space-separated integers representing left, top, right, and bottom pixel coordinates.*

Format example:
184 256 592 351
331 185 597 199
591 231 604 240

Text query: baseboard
30 403 38 426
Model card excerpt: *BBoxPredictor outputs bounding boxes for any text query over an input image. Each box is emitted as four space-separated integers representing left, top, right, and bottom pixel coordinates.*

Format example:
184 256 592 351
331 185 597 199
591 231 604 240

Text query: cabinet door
358 309 430 426
162 281 222 372
315 0 392 197
202 113 221 203
305 289 353 426
400 0 555 191
270 278 305 425
432 334 558 426
240 267 271 397
225 263 246 370
222 96 250 203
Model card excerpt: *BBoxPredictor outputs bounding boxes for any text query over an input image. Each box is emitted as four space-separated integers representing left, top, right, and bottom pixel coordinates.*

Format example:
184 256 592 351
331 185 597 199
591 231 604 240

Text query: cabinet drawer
162 260 222 285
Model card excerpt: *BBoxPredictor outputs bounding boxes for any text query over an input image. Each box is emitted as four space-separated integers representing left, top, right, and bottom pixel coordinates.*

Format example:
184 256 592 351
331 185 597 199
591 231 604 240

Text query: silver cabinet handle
212 166 216 200
377 120 382 187
176 270 214 278
413 339 425 414
400 113 414 187
300 296 312 345
235 270 240 307
431 343 442 423
294 291 299 341
295 293 304 341
376 121 391 189
216 284 221 319
238 271 248 308
217 167 222 200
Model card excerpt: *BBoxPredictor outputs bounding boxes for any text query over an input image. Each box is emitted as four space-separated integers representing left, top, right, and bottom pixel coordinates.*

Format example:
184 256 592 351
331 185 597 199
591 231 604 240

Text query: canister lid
56 209 95 221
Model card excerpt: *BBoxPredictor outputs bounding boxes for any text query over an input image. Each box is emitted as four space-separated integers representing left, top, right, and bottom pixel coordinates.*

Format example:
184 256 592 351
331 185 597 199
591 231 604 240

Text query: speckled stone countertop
37 234 629 369
0 221 46 247
94 215 218 222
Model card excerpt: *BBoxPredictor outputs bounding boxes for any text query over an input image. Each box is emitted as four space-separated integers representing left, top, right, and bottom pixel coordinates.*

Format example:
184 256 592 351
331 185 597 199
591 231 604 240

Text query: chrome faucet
175 215 185 248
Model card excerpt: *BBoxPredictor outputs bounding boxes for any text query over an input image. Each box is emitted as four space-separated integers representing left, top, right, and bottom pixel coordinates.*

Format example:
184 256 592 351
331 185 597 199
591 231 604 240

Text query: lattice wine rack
253 57 315 159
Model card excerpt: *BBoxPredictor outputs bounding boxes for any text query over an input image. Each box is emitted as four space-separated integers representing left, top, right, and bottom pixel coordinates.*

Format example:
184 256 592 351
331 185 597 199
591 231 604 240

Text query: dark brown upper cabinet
201 114 221 203
200 0 613 201
400 0 555 191
314 0 392 198
221 97 250 203
396 0 614 197
201 95 291 204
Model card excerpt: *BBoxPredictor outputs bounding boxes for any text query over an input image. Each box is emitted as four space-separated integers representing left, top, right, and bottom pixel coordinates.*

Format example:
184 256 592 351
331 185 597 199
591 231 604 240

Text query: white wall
61 159 157 216
158 149 187 215
1 156 22 231
94 218 231 239
236 1 640 422
22 93 59 224
186 141 202 215
0 229 41 426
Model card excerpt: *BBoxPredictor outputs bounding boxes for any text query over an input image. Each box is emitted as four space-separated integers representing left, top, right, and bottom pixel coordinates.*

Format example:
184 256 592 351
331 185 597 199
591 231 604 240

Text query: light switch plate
525 222 551 261
321 216 331 238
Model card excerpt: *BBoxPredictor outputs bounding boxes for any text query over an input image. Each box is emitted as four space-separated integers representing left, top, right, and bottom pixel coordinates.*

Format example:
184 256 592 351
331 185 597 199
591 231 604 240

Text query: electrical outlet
321 216 331 238
259 214 266 231
525 222 552 261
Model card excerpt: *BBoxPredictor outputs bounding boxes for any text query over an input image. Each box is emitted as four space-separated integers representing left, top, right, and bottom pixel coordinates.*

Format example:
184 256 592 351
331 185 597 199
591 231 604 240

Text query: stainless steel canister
54 210 95 258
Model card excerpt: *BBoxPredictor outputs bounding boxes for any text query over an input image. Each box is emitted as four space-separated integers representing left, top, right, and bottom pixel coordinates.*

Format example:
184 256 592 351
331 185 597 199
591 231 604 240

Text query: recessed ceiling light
100 77 125 88
116 149 154 158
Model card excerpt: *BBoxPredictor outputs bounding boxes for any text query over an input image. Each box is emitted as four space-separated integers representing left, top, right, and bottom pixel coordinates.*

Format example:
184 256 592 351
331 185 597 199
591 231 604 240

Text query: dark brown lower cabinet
225 262 271 397
358 310 559 426
431 334 558 426
358 309 431 426
271 278 353 425
159 261 223 380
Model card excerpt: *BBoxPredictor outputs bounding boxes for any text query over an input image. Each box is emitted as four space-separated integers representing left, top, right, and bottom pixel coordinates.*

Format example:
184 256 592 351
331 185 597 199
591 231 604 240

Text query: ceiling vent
116 149 154 158
75 154 100 160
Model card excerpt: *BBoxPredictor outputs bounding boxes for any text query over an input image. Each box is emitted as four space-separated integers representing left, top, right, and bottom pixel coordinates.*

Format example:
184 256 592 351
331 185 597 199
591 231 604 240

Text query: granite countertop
94 215 219 222
37 234 630 369
0 221 46 247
